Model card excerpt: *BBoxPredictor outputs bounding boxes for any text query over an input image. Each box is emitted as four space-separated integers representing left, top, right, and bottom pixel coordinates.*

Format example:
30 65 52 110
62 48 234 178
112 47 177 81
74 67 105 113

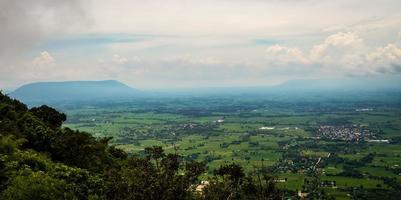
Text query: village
316 125 376 141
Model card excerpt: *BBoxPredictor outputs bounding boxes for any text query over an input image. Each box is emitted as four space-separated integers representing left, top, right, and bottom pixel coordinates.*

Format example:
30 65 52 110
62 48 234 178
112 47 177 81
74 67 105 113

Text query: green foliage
49 164 104 200
50 128 112 172
108 146 128 160
0 135 24 155
214 163 245 184
30 105 66 129
205 165 282 200
186 160 208 183
103 147 208 200
18 113 55 151
0 171 74 200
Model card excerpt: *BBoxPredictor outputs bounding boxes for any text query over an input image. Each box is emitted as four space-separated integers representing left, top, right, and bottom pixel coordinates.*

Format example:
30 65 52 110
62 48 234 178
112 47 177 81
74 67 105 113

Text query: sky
1 0 401 90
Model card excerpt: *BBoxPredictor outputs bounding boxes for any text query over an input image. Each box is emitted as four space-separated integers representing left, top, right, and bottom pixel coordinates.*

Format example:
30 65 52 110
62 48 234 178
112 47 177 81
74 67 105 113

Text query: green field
62 94 401 199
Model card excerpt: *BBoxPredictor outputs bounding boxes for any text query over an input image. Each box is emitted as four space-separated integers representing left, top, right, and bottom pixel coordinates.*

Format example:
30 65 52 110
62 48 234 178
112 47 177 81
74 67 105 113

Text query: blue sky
1 0 401 89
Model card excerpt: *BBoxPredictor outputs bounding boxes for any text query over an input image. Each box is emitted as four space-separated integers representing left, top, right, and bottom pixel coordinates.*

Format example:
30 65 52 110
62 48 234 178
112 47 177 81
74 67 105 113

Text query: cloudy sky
1 0 401 89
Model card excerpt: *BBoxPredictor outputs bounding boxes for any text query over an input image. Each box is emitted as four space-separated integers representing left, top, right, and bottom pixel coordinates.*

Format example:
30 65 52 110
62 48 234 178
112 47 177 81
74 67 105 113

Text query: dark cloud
0 0 90 60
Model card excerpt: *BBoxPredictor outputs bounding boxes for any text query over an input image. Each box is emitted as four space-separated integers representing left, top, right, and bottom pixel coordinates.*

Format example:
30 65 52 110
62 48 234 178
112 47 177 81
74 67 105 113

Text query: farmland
61 92 401 199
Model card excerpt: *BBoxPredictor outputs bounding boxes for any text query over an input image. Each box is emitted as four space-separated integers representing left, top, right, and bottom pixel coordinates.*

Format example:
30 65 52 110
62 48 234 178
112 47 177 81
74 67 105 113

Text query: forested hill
0 92 282 200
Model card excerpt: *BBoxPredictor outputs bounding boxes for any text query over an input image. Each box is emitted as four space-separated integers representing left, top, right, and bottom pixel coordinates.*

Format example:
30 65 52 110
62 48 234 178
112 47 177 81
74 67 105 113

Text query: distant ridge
10 80 141 104
148 76 401 96
271 77 401 92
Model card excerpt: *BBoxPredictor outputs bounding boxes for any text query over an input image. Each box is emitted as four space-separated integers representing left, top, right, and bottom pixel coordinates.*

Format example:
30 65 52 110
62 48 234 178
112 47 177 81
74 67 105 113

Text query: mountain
10 80 141 104
150 76 401 98
8 77 401 104
270 76 401 92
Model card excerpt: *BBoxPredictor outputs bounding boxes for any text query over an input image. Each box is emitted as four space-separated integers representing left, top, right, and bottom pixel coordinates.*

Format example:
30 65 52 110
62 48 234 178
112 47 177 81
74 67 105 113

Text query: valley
62 93 401 199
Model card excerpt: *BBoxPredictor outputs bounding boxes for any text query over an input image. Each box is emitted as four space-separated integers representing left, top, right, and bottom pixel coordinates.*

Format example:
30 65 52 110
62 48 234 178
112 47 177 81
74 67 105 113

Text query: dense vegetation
0 92 284 200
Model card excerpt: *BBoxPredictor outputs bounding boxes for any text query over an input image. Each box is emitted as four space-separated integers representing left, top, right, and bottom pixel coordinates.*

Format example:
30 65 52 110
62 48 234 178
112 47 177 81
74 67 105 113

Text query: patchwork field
62 94 401 199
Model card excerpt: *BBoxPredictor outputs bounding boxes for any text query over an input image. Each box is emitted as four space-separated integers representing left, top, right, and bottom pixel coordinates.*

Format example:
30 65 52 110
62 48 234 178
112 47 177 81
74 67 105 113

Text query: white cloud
265 32 401 76
310 32 364 62
266 45 309 65
367 44 401 73
32 51 55 68
113 54 128 65
101 54 141 65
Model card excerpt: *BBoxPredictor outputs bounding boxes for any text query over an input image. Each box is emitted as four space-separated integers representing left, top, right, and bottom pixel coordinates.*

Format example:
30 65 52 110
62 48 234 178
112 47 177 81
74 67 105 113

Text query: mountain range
8 77 401 105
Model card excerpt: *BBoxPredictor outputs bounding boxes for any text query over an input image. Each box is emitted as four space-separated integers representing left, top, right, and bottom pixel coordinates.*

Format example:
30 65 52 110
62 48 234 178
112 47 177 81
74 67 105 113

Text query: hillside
0 92 283 200
9 80 141 104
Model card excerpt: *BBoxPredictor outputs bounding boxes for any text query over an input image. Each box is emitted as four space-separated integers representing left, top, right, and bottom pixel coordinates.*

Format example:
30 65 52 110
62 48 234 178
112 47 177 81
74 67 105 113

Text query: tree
185 161 207 183
50 128 112 172
0 171 75 200
214 163 245 184
30 105 66 129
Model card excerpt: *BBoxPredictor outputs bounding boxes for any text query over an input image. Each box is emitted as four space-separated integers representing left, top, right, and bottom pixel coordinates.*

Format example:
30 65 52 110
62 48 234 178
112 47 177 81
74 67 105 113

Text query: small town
317 125 375 141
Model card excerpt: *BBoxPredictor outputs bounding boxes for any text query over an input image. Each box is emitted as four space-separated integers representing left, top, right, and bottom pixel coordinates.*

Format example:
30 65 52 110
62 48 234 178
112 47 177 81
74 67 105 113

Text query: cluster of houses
317 125 374 141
